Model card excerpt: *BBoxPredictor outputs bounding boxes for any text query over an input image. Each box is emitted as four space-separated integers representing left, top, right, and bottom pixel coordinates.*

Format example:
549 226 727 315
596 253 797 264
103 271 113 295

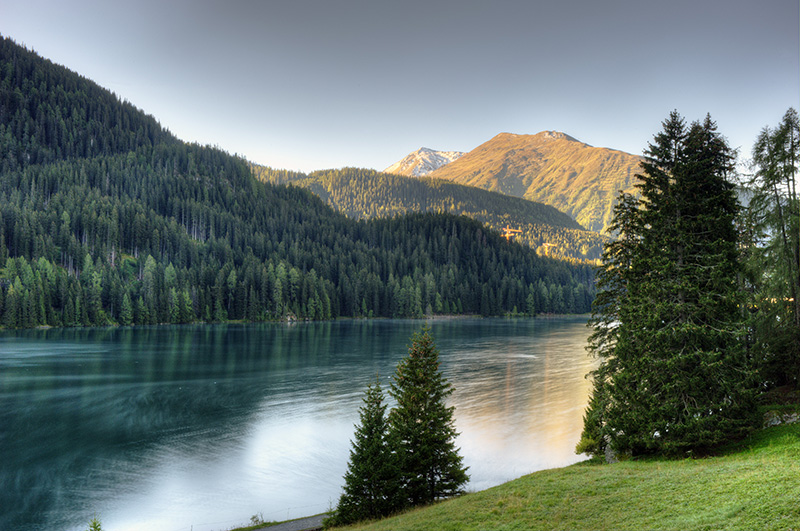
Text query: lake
0 317 594 531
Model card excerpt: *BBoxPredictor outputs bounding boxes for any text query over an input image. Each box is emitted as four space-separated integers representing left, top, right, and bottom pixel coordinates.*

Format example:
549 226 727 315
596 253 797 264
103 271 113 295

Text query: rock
763 410 800 428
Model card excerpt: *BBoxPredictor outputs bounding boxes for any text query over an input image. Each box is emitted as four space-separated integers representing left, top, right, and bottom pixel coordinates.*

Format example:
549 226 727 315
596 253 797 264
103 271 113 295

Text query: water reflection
434 319 595 488
0 318 593 531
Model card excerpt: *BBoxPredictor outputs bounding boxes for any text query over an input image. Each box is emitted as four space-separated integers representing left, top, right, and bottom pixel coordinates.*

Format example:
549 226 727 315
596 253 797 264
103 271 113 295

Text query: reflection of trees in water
2 323 344 531
1 318 592 530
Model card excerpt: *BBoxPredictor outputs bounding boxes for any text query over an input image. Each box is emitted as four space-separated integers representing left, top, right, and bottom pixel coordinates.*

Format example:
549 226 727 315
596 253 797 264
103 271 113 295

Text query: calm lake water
0 317 594 531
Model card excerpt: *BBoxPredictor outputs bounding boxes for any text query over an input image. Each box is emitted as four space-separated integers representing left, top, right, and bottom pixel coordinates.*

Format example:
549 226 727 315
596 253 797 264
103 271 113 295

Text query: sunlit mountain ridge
391 131 643 233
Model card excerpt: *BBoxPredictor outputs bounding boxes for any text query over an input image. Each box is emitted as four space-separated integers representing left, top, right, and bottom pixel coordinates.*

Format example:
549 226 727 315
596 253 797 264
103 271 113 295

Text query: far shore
1 312 591 333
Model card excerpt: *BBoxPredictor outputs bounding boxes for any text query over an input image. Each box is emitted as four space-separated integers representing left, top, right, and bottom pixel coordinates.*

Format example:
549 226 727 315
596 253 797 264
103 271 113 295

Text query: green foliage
86 515 102 531
741 108 800 388
119 292 133 325
249 513 266 527
342 423 800 531
327 378 401 527
580 112 759 458
388 328 469 508
253 166 609 262
332 329 469 527
0 37 595 329
0 36 177 172
573 383 607 459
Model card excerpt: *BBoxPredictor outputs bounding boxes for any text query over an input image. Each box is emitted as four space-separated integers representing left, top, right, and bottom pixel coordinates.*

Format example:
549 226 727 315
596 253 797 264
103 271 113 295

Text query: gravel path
256 514 327 531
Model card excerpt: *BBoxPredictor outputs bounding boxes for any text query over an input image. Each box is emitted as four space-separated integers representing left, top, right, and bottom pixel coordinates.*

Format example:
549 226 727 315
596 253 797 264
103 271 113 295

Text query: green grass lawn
338 423 800 531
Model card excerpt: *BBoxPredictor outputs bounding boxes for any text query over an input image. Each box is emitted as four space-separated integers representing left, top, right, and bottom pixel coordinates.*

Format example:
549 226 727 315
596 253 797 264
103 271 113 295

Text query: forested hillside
0 36 595 328
0 38 178 170
253 166 608 261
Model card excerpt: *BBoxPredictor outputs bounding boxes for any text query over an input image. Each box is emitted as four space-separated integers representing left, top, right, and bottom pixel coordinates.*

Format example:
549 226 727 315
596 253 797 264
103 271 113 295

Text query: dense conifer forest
252 165 609 261
0 36 595 328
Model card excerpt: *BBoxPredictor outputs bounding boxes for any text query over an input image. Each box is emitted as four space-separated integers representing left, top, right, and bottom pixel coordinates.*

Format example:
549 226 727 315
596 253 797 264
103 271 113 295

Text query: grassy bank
337 422 800 531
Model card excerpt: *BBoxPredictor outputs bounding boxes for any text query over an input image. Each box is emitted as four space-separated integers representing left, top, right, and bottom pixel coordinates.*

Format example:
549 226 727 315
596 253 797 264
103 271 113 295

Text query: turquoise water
0 317 593 531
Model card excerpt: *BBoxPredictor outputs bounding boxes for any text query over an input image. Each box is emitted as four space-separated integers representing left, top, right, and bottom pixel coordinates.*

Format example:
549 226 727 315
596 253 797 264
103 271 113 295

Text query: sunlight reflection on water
1 318 593 531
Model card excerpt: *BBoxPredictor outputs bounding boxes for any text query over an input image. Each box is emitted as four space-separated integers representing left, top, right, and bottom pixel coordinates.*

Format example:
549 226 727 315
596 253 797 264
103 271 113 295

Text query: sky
2 0 798 173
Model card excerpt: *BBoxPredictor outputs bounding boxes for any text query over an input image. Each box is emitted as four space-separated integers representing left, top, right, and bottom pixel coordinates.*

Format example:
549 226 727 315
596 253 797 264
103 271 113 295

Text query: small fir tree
389 327 468 507
86 515 102 531
328 378 400 527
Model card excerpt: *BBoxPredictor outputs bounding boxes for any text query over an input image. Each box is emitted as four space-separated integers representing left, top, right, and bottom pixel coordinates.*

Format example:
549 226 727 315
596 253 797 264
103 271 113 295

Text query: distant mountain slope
0 36 597 329
427 131 642 233
384 147 464 177
253 166 608 261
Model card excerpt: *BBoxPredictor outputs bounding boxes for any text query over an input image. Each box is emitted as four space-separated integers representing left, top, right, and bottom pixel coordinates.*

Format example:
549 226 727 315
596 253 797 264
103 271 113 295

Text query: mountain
383 147 464 177
252 166 608 261
0 36 596 327
427 131 643 233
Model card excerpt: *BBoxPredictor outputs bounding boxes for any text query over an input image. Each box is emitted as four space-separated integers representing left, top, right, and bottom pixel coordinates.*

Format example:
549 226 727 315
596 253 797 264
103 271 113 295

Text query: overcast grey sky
3 0 798 172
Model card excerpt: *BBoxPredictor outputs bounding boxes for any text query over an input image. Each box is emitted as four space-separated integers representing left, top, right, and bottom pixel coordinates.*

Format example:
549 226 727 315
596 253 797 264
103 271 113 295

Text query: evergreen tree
86 515 102 531
168 287 180 323
0 35 596 329
119 293 133 325
526 286 536 316
4 283 19 328
578 112 758 458
63 297 76 327
178 289 194 324
213 299 227 323
141 255 159 324
134 296 149 325
742 108 800 387
575 193 640 457
388 327 468 507
328 378 400 527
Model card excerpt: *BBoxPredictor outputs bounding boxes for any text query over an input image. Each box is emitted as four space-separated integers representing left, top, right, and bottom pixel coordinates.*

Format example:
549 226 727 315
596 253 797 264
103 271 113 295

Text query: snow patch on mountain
384 147 465 177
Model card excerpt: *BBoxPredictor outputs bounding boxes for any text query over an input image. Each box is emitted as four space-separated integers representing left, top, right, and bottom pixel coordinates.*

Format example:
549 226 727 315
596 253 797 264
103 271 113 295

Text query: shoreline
232 400 800 531
1 313 590 332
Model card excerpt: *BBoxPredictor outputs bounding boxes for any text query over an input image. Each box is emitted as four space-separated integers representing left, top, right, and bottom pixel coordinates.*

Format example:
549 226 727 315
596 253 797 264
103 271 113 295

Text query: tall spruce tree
742 108 800 387
328 378 400 527
388 327 468 507
578 112 758 458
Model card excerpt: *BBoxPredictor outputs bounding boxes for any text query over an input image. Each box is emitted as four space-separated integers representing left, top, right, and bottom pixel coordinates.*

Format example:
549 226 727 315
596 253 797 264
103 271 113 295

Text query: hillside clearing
337 422 800 531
